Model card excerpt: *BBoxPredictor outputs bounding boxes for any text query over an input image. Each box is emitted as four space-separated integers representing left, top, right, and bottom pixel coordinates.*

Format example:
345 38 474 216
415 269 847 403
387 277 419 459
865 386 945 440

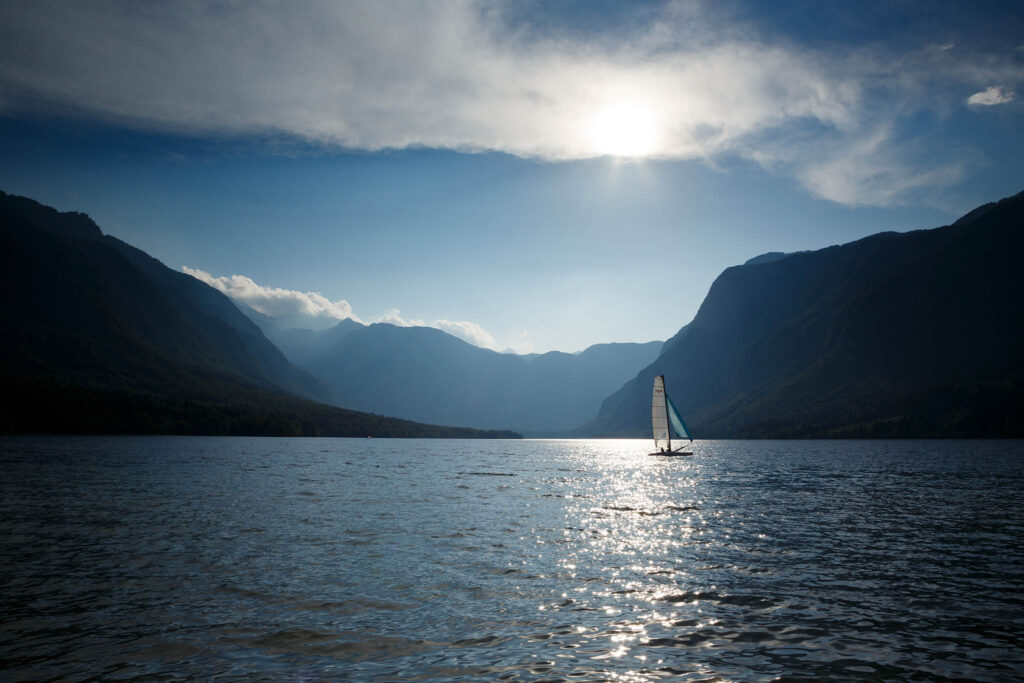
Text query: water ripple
1 436 1022 681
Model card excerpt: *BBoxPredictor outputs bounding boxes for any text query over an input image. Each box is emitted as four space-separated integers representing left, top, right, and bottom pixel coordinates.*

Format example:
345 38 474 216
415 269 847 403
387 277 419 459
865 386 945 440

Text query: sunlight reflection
535 439 715 675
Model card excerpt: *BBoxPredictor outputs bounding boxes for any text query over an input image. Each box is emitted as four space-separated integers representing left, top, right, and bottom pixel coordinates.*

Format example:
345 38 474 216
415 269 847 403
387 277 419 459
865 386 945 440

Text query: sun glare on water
587 102 658 158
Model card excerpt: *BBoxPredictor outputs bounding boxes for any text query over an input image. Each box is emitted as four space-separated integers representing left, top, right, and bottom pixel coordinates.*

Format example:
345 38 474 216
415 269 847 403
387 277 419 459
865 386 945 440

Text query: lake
1 437 1022 681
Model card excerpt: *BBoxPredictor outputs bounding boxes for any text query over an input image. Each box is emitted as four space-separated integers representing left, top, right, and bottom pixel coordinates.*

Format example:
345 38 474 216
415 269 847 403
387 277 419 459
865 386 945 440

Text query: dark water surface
2 437 1023 681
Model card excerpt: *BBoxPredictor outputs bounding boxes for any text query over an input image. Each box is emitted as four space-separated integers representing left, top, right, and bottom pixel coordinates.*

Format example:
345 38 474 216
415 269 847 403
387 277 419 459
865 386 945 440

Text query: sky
1 0 1022 353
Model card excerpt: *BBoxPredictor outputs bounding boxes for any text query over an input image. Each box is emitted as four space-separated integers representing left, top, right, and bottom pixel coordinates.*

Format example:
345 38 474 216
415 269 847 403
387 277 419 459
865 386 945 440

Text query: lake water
1 437 1023 681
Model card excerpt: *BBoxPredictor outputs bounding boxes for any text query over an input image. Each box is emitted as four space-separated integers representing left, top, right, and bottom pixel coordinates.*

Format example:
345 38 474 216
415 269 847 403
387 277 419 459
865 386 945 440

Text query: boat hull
649 450 692 457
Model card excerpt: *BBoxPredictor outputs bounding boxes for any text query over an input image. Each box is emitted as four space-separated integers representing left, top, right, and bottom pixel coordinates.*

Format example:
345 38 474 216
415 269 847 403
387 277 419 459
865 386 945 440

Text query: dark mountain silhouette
584 190 1024 438
256 317 662 434
0 191 518 438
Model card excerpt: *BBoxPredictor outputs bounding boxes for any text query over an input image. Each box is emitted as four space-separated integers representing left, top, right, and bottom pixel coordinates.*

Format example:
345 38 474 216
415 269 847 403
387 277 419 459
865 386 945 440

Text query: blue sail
666 394 692 441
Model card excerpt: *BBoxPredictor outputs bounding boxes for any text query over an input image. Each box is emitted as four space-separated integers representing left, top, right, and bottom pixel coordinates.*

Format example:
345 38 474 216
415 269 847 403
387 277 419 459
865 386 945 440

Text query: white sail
652 375 670 451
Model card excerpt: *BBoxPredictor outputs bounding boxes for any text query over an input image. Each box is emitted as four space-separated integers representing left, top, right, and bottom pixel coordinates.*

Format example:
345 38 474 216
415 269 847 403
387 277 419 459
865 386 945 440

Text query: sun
587 102 658 158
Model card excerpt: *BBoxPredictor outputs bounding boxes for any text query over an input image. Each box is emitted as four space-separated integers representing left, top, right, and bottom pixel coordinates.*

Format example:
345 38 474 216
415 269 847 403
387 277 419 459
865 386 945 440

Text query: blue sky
1 1 1021 353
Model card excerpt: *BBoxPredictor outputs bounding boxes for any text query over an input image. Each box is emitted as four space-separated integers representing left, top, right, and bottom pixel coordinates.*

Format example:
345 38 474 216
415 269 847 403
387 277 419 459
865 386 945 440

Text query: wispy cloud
967 85 1016 106
766 124 968 207
1 1 1020 205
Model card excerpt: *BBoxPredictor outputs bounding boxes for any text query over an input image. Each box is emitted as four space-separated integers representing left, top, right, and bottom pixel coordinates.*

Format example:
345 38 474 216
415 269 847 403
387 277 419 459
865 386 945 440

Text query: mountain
0 191 327 400
0 191 518 438
585 190 1024 438
258 318 662 434
254 311 365 368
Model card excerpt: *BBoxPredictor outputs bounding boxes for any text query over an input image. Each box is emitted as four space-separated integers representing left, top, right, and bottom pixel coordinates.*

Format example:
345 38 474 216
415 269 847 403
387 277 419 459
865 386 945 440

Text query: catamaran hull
649 450 692 457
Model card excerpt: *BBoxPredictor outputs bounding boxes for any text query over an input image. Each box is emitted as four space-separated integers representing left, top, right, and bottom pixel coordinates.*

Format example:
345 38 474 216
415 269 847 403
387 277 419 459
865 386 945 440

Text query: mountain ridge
5 186 1021 439
0 190 519 438
583 190 1024 438
248 313 662 434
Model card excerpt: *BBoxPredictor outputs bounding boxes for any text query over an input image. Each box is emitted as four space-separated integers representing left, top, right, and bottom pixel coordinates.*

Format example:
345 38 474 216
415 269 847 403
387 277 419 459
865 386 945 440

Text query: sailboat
650 375 693 456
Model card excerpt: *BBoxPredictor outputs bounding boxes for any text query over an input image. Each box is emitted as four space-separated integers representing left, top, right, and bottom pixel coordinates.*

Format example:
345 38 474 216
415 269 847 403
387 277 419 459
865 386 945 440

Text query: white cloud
434 319 497 350
1 1 1019 206
967 85 1016 106
372 309 500 350
185 270 505 350
372 308 425 328
183 266 360 328
0 1 853 161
